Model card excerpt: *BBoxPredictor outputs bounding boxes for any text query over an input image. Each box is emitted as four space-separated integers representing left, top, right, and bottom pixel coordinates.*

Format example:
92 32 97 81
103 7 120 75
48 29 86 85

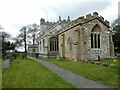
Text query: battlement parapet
40 11 110 34
78 16 84 19
84 12 98 20
105 20 109 26
85 12 109 26
93 12 98 17
99 15 104 21
86 13 92 19
67 12 109 29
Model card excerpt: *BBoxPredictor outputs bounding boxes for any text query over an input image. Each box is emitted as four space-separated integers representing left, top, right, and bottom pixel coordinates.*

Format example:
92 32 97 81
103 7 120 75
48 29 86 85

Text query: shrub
95 61 101 65
101 63 109 67
109 64 118 68
84 60 89 63
90 61 95 64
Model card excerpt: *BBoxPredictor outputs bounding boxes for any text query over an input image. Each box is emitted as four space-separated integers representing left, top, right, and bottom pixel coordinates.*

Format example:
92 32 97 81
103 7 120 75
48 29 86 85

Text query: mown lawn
100 59 118 64
2 57 76 88
43 58 119 88
0 59 2 89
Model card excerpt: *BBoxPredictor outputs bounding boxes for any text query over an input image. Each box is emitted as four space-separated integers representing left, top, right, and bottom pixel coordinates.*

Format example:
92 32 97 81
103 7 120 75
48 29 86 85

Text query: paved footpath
29 57 114 89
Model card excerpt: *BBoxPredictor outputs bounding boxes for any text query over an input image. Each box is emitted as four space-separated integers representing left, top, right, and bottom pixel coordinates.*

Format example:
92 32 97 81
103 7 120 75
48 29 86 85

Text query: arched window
67 37 73 51
50 37 58 51
91 24 101 48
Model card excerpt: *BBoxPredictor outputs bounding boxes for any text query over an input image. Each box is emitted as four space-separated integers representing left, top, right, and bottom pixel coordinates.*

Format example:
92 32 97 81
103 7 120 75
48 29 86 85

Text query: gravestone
56 53 60 60
2 60 10 68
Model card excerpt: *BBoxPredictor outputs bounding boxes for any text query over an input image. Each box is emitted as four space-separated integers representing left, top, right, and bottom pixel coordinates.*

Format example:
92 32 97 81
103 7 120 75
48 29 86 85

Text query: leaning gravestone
2 60 10 68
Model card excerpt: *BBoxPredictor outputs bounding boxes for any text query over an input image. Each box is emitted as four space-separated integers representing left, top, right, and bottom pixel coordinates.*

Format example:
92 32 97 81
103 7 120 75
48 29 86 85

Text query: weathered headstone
56 53 60 60
2 60 10 68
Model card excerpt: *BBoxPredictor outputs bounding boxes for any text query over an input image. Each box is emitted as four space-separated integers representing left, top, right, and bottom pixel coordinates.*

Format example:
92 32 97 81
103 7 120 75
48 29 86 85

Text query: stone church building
35 12 114 61
36 16 71 58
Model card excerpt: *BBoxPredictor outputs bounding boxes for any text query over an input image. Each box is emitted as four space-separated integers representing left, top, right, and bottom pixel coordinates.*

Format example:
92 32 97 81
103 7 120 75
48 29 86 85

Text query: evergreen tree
111 18 120 53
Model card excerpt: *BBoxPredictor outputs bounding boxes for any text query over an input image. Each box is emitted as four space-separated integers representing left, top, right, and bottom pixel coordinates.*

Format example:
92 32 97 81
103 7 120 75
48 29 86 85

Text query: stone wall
28 46 38 56
58 25 80 61
58 12 114 60
38 36 49 56
37 12 114 60
82 19 111 60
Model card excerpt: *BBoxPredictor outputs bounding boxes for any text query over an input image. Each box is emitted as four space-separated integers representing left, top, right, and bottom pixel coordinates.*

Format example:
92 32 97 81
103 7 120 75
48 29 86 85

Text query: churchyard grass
0 59 2 89
43 58 119 88
100 59 118 64
2 57 76 88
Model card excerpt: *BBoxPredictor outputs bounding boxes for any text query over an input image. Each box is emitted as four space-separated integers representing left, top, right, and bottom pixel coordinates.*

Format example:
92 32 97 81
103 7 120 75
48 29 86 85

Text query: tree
17 23 40 53
0 26 17 60
0 25 4 58
0 25 4 30
111 18 120 53
17 26 28 53
1 31 10 42
1 32 13 60
27 23 40 45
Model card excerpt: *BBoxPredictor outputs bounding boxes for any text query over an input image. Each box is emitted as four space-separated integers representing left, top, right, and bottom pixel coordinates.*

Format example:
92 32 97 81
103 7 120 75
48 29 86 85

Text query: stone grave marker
2 60 10 68
56 53 60 60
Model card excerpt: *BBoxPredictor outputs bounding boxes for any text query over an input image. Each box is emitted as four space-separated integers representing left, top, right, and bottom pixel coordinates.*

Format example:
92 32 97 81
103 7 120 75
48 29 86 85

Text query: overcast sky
0 0 119 38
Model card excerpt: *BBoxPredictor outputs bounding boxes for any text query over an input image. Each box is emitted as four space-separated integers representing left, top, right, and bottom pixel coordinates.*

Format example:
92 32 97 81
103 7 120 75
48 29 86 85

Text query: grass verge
43 58 119 88
2 57 76 88
0 59 2 89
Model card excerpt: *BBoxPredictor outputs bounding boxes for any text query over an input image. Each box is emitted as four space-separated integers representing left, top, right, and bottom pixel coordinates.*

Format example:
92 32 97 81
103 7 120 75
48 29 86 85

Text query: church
35 12 114 61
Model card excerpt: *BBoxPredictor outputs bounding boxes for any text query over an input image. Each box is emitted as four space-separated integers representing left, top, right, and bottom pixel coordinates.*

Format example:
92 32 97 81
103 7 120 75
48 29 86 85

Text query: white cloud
99 0 118 25
0 0 119 38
